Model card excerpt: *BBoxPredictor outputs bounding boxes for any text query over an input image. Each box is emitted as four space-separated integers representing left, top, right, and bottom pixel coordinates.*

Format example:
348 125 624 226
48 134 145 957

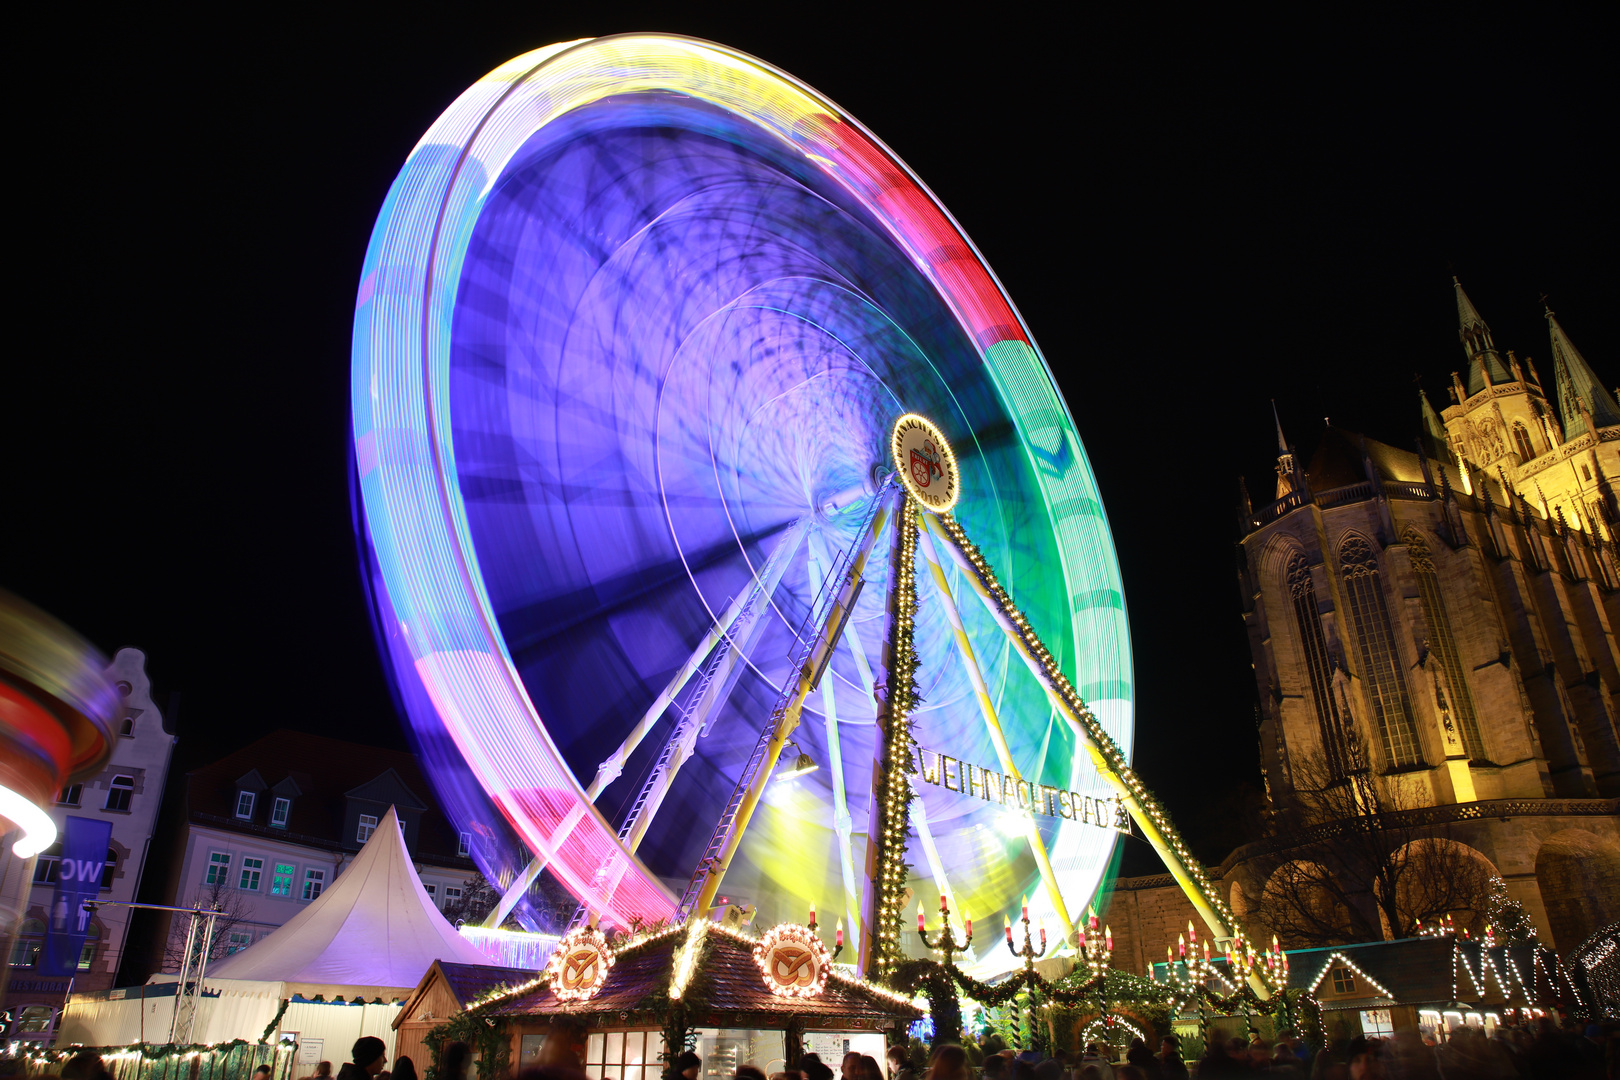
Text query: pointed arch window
1286 551 1352 775
1339 536 1423 767
1404 529 1487 760
1512 423 1535 463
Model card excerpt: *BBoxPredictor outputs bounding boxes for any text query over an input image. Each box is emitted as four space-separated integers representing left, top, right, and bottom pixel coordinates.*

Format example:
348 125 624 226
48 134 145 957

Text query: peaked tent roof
206 806 490 988
1546 305 1620 439
1455 279 1513 395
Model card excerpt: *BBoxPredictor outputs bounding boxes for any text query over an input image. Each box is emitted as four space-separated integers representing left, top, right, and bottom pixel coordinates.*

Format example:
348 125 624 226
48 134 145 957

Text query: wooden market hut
482 922 919 1078
394 961 538 1065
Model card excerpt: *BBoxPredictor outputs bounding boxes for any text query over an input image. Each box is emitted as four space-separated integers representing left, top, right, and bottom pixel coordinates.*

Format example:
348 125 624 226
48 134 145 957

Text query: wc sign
41 816 113 976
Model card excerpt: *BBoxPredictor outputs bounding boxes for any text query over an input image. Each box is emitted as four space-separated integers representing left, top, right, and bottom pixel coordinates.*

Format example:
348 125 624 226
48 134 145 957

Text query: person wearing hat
336 1037 388 1080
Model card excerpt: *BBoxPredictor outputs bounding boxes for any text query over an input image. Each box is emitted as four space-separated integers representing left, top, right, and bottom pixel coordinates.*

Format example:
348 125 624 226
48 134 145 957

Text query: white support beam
807 530 863 956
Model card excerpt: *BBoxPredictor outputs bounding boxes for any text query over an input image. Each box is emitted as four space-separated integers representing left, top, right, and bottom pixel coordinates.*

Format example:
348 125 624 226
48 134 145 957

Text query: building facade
2 648 176 1038
154 730 479 965
1100 283 1620 974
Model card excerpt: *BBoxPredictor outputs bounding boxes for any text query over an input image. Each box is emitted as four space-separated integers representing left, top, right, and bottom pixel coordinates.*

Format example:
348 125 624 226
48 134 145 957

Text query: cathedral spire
1419 389 1447 459
1455 277 1513 395
1272 400 1296 499
1546 300 1620 439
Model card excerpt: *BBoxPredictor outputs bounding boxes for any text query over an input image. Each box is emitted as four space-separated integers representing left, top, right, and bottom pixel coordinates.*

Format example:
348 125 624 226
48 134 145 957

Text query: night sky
6 8 1612 879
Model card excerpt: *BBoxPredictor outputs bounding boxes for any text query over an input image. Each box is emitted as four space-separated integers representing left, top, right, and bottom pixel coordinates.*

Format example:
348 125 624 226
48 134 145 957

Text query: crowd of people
27 1017 1618 1080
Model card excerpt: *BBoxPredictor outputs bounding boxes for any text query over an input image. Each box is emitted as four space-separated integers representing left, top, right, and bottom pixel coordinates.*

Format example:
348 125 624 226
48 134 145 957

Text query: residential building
154 730 478 965
2 648 175 1038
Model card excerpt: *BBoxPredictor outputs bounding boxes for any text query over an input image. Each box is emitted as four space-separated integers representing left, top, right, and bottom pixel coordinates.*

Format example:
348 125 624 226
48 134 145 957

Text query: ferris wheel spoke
585 520 808 798
807 530 863 954
913 510 1077 944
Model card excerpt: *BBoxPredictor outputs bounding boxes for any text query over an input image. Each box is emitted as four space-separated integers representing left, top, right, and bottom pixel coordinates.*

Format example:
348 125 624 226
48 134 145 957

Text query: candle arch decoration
350 29 1278 983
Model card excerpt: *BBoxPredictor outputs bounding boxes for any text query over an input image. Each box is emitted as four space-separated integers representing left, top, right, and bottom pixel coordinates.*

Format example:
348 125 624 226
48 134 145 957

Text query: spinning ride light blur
352 34 1133 956
0 588 119 857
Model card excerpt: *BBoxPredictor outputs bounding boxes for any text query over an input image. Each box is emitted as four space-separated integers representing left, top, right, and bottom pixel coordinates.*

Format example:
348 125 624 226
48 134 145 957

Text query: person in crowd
668 1052 702 1080
1192 1030 1242 1076
1154 1038 1186 1080
390 1057 418 1080
888 1046 917 1080
798 1055 832 1080
1077 1045 1113 1080
60 1053 111 1080
538 1019 589 1071
301 1062 334 1080
736 1067 767 1080
924 1045 970 1080
253 1067 273 1080
979 1055 1005 1080
1344 1037 1385 1080
847 1056 883 1080
1122 1039 1159 1080
1114 1068 1146 1080
336 1038 388 1080
438 1043 472 1080
1033 1057 1063 1080
1266 1043 1303 1078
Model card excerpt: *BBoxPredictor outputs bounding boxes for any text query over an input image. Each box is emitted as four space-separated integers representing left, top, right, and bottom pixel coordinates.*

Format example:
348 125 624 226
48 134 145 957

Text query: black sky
5 6 1613 877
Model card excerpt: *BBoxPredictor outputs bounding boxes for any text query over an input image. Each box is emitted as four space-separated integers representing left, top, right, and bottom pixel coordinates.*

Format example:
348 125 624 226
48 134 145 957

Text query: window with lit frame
270 797 291 828
235 790 256 819
205 852 231 885
271 863 295 897
357 814 378 843
302 867 325 901
105 775 135 812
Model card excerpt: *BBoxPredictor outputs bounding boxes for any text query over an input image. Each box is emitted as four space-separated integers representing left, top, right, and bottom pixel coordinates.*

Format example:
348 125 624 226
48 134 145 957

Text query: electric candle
940 893 948 912
1004 916 1013 944
918 906 926 932
1178 933 1186 959
1021 897 1029 922
964 913 971 938
809 901 816 929
1105 926 1113 953
836 920 844 948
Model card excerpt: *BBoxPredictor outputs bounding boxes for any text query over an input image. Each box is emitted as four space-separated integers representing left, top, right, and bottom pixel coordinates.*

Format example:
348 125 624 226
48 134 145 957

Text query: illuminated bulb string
870 502 921 979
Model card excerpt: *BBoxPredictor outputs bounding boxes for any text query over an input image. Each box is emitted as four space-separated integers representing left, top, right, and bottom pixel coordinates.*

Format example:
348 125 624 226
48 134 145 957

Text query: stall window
1332 967 1356 994
584 1031 662 1080
1360 1009 1394 1037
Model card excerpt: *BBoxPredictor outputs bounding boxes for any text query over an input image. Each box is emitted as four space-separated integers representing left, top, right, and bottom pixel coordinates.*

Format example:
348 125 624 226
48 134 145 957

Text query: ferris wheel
351 34 1145 974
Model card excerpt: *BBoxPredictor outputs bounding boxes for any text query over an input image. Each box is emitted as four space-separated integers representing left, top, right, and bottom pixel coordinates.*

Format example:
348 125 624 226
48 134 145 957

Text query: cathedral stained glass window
1286 551 1352 776
1405 528 1487 760
1339 535 1423 767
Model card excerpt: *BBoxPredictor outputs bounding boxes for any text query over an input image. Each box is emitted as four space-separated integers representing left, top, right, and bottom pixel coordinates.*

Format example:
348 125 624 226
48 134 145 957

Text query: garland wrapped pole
925 511 1272 998
861 488 920 979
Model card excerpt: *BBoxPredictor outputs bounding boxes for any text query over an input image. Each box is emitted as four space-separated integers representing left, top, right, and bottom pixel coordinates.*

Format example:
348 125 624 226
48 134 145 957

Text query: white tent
206 805 491 987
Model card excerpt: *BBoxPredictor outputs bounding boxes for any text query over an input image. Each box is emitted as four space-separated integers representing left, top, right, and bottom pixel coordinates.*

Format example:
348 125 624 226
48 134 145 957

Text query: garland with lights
3 1039 292 1078
869 498 922 980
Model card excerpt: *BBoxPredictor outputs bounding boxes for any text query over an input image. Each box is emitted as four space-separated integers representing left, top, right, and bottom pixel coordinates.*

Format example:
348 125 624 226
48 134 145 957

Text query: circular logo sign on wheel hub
891 413 960 513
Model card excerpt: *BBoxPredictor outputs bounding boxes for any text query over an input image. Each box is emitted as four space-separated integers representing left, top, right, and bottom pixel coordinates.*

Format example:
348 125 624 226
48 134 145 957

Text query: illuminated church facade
1101 282 1620 972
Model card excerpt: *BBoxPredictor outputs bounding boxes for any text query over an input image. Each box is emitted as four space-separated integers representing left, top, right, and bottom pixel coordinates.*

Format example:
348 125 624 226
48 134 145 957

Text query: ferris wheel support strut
835 604 957 947
913 511 1076 946
920 513 1269 997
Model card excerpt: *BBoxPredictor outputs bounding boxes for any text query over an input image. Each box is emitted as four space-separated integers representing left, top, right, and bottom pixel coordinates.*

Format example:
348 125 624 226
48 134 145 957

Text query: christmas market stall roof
1278 938 1582 1013
206 805 492 989
483 922 921 1030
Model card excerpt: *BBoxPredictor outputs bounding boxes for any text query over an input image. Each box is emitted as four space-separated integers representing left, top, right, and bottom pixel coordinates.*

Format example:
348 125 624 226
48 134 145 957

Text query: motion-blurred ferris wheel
351 34 1149 974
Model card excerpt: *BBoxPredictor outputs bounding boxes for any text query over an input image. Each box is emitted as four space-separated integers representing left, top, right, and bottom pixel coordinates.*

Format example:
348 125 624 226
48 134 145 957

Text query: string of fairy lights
869 497 922 979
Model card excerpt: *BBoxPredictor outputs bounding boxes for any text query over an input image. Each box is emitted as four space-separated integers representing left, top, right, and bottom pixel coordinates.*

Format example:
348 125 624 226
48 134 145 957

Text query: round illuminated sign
753 923 832 998
891 413 960 513
546 925 615 1001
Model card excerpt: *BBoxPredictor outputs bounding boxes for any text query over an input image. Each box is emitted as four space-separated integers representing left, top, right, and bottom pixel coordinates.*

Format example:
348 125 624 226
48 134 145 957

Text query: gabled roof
1284 938 1550 1010
488 923 918 1024
185 729 468 863
393 960 537 1030
346 768 429 811
205 806 491 988
1546 305 1620 439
